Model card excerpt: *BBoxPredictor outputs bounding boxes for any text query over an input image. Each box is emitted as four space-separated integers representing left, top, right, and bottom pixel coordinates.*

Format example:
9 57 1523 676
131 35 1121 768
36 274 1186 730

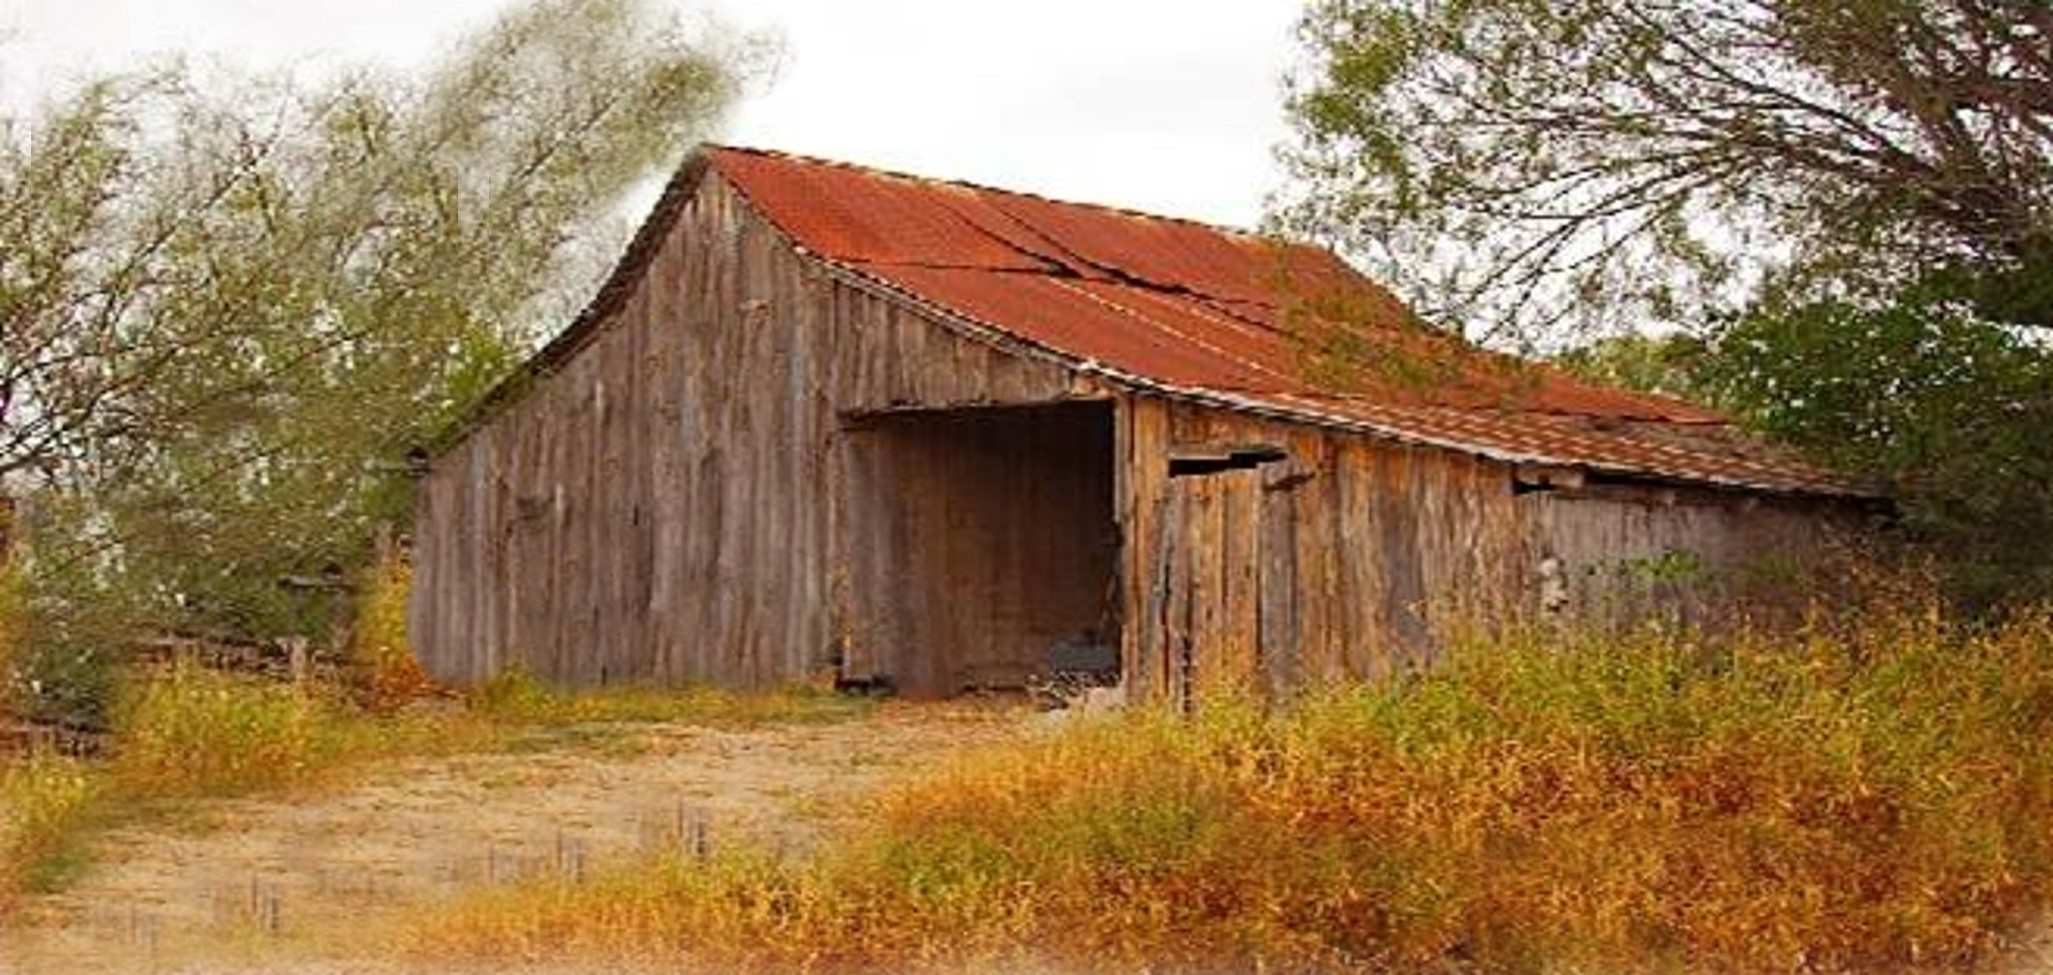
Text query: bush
0 565 125 735
1699 287 2053 607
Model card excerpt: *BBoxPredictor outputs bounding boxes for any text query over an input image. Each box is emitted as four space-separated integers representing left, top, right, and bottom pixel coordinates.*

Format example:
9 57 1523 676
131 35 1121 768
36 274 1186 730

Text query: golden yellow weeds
412 608 2053 974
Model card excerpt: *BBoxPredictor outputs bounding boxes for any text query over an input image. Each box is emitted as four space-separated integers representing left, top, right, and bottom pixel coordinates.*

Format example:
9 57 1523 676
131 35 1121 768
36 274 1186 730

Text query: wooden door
1145 460 1305 709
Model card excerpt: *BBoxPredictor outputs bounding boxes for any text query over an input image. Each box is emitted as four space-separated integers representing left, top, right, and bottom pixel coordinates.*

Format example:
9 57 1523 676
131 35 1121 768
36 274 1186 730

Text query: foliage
1551 331 1713 403
1279 0 2053 339
0 0 766 650
0 560 23 718
1696 283 2053 604
410 607 2053 974
0 522 128 733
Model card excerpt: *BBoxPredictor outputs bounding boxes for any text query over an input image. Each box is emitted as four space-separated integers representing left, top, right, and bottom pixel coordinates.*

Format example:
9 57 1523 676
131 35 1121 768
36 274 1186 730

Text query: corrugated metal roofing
704 146 1860 498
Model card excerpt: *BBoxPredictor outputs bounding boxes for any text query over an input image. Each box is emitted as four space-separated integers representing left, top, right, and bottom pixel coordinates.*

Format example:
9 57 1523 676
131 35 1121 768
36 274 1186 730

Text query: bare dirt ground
0 703 1036 975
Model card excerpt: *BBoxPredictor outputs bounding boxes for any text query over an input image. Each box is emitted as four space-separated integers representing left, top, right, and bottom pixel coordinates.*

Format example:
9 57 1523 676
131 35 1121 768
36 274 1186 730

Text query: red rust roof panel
849 264 1283 390
705 146 1857 497
979 190 1296 305
709 148 1050 271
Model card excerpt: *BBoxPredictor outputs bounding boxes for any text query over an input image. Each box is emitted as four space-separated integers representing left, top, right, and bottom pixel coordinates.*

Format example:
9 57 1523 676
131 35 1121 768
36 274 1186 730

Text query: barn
408 146 1866 701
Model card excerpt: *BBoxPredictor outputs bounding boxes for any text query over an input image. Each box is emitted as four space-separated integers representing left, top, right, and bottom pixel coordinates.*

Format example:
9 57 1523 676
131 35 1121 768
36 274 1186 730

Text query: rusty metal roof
702 146 1858 497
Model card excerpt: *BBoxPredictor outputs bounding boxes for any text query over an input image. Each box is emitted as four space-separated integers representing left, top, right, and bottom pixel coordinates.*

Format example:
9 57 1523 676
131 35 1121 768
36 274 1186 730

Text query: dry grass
104 662 486 801
412 606 2053 974
349 556 441 710
0 667 864 918
0 749 96 913
471 667 860 729
0 560 868 918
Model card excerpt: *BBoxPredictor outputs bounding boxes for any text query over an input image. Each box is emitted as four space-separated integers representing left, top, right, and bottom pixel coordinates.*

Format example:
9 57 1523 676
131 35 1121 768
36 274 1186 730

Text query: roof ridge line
702 142 1307 247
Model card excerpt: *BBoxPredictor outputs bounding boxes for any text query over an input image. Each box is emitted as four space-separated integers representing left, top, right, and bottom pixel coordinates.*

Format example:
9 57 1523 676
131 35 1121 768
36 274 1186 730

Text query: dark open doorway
838 401 1119 698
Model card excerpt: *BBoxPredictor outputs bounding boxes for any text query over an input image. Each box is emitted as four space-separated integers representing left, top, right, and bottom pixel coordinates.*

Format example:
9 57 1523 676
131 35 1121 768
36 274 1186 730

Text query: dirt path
0 703 1034 975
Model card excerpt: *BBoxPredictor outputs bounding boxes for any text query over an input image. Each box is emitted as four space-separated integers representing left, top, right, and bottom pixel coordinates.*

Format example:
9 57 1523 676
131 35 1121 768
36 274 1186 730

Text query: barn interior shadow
837 401 1119 698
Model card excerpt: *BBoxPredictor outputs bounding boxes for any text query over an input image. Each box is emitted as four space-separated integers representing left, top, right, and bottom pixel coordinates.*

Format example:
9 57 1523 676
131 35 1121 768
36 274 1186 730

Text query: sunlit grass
471 667 862 729
412 607 2053 974
0 748 97 911
0 559 869 916
0 666 866 917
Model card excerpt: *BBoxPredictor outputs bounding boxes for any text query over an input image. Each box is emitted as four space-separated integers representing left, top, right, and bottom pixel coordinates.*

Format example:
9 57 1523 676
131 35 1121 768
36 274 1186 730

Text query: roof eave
805 256 1877 502
423 151 716 457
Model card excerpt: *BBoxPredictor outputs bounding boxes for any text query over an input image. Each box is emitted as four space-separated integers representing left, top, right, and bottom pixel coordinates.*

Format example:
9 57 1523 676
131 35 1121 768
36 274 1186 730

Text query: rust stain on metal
706 146 1846 497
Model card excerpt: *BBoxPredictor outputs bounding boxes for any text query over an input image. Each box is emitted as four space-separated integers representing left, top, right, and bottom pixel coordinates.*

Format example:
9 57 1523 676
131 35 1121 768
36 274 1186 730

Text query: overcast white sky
0 0 1306 229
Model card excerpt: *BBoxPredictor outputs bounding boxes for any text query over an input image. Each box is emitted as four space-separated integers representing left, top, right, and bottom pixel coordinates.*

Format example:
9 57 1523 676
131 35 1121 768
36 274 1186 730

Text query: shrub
0 564 124 735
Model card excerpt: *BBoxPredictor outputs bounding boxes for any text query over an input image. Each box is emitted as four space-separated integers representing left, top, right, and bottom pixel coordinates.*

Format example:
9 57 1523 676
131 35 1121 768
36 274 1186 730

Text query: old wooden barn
409 146 1866 701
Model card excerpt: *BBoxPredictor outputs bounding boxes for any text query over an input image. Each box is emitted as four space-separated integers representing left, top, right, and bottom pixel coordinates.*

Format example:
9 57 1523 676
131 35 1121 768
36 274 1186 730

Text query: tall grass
415 607 2053 974
349 555 440 710
104 661 469 801
0 663 475 919
0 749 96 913
471 667 862 728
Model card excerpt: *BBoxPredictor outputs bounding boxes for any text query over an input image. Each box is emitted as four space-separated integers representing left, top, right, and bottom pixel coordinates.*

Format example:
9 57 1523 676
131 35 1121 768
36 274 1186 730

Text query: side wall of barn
409 173 1088 687
1115 396 1844 702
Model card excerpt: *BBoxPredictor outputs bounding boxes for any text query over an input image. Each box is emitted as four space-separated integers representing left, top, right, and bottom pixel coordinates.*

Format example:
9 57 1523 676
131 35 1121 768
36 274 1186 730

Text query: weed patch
0 749 97 914
473 667 864 729
413 609 2053 974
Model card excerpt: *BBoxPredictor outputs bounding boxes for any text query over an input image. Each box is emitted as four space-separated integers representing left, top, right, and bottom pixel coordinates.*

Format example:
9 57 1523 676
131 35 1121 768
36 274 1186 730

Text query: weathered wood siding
1117 396 1844 702
410 173 1090 687
1528 483 1839 622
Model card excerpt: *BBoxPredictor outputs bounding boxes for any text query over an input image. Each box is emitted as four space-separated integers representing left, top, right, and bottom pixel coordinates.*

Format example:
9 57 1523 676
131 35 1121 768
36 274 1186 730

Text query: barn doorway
838 401 1119 698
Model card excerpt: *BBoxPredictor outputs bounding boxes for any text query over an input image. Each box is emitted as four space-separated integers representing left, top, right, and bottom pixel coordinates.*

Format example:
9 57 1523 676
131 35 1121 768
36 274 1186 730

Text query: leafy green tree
1280 0 2053 339
1697 285 2053 604
0 0 766 723
1557 283 2053 605
1551 332 1712 402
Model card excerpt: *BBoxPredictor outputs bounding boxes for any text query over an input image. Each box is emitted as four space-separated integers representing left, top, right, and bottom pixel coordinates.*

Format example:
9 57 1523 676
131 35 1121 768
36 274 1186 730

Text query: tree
1279 0 2053 340
0 0 767 722
1554 284 2053 605
1550 331 1712 401
1696 285 2053 604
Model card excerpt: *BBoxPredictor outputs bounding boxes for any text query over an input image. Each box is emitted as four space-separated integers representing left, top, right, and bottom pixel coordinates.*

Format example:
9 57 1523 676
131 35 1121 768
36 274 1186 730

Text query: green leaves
1278 0 2053 339
1700 279 2053 603
1 0 767 650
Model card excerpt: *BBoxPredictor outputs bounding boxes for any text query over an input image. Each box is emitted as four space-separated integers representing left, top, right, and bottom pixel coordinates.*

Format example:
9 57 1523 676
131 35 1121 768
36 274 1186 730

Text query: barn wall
410 173 1088 687
412 167 1853 696
1526 482 1841 622
1117 396 1846 703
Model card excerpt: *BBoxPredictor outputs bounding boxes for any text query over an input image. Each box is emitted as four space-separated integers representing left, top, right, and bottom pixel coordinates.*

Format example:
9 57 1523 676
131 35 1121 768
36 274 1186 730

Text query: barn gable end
410 169 1111 692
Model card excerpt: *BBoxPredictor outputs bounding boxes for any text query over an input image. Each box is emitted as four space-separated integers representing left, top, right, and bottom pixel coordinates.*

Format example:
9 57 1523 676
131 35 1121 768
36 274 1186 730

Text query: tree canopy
0 0 766 718
1280 0 2053 339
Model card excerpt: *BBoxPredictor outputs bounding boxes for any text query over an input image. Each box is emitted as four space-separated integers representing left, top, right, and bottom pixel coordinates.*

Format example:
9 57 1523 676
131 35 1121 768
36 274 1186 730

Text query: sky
0 0 1307 229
